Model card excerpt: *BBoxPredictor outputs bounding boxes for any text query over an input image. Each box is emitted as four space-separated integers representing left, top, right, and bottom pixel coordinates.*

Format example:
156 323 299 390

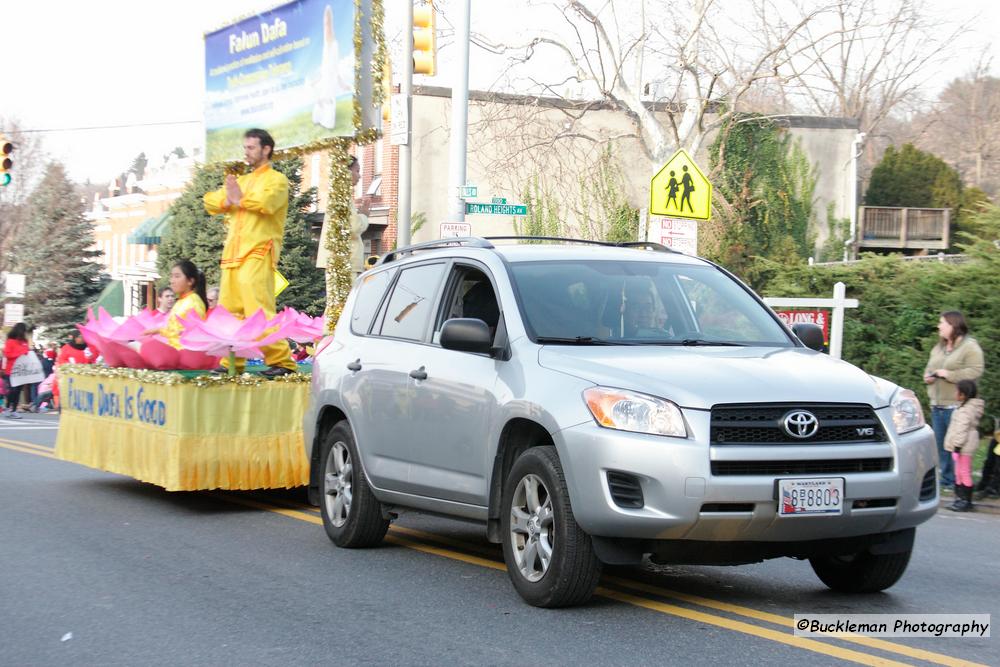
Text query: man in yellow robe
203 128 296 378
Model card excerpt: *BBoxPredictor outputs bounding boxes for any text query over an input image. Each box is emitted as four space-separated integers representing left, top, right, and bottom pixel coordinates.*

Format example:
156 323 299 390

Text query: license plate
778 478 844 516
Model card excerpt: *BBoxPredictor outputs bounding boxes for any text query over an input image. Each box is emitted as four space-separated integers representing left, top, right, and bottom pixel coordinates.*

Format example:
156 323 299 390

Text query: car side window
435 267 500 343
350 268 396 335
378 263 447 341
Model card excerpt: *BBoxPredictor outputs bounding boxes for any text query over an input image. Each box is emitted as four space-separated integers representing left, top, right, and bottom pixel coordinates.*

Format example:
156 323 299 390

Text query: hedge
755 220 1000 425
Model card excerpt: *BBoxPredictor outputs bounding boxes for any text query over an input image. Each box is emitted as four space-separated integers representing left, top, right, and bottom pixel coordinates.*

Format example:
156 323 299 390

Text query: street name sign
650 149 712 220
466 202 528 216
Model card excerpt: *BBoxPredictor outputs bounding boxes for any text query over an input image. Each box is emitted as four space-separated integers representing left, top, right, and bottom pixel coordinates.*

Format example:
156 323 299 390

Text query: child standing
944 379 986 512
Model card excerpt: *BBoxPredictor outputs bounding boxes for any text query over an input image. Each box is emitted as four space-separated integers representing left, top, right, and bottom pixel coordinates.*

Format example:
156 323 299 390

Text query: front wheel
319 421 389 548
809 548 912 593
500 446 601 607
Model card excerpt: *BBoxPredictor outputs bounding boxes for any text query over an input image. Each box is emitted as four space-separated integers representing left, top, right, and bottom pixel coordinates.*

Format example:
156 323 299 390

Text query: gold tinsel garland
59 364 311 388
323 141 355 331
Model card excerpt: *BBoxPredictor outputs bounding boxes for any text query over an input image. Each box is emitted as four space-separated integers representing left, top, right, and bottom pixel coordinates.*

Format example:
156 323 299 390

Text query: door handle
347 359 362 372
409 366 428 381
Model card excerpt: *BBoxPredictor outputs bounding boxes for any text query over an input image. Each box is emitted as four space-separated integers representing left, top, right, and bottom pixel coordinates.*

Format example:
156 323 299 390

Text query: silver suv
304 238 938 607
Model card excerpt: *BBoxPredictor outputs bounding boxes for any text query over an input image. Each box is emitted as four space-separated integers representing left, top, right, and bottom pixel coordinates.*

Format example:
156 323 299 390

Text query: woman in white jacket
944 379 986 512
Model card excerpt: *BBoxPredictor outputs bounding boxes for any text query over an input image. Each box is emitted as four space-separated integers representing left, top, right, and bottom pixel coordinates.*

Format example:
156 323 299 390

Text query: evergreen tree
14 162 106 340
156 163 227 287
129 152 148 180
272 158 323 315
157 157 323 315
865 143 963 211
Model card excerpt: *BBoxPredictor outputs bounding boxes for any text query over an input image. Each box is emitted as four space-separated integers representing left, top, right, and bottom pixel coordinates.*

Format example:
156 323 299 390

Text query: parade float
56 307 324 491
55 0 387 491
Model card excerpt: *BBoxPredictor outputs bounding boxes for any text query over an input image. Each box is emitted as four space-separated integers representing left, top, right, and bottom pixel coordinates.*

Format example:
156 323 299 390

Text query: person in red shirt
50 333 94 411
3 323 30 419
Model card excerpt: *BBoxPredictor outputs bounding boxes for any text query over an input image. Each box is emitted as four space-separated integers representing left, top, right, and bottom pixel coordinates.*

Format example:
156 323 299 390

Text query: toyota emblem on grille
782 410 820 439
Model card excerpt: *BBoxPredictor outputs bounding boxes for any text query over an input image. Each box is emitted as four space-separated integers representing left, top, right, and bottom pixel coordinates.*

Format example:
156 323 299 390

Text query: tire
500 446 602 607
318 420 389 548
809 547 912 593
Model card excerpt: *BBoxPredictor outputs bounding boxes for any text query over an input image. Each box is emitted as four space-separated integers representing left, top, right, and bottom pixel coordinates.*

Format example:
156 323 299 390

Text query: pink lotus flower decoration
78 307 150 369
179 306 289 361
274 307 325 343
79 307 218 370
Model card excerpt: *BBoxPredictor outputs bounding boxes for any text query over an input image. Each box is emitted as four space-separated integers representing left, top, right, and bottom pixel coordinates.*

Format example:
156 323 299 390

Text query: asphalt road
1 414 996 666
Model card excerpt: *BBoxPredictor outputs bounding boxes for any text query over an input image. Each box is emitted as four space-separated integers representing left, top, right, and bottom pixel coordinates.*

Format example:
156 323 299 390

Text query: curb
938 496 1000 516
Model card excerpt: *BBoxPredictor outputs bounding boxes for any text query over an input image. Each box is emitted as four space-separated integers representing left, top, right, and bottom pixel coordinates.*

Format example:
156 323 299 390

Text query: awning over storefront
92 279 124 317
127 212 172 245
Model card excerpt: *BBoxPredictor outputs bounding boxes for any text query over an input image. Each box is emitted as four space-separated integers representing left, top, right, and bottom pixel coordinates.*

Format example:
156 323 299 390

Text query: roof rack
378 237 494 265
616 241 678 253
485 236 679 254
376 236 680 266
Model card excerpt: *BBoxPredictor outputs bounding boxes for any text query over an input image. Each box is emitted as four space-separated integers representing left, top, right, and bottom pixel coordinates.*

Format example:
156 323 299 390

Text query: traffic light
413 1 436 76
0 135 12 187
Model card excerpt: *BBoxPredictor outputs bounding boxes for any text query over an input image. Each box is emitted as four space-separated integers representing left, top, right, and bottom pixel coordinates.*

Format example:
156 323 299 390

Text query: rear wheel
809 547 912 593
501 446 601 607
319 421 389 548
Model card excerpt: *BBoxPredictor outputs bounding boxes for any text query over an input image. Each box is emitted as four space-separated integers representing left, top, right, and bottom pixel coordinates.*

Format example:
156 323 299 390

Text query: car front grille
711 403 887 445
711 458 893 476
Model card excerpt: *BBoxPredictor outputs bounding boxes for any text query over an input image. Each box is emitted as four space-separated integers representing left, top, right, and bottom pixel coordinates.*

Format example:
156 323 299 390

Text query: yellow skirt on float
55 367 311 491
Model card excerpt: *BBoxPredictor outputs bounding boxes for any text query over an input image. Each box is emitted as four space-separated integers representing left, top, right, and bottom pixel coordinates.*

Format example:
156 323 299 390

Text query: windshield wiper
677 338 745 346
535 336 621 345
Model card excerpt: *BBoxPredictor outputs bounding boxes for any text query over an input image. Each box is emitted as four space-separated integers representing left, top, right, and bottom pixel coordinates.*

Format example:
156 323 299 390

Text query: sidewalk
938 489 1000 515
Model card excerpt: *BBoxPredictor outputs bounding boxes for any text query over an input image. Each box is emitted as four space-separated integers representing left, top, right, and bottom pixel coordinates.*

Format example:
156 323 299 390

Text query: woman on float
145 260 208 349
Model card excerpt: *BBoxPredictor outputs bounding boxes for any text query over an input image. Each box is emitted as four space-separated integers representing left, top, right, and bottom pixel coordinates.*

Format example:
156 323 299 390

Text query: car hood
537 345 895 410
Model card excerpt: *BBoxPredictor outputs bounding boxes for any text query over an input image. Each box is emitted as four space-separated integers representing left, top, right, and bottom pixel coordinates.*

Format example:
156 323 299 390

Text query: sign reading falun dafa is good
650 149 712 221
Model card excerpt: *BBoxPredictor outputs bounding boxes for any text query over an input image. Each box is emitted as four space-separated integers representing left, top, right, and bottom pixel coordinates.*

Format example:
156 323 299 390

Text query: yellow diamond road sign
650 149 711 221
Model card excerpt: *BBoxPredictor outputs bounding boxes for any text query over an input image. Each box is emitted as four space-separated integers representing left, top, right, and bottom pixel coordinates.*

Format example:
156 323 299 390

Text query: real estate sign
204 0 356 162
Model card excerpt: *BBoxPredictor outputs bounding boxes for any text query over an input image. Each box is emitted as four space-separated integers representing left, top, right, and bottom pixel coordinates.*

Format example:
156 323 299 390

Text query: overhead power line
15 120 203 134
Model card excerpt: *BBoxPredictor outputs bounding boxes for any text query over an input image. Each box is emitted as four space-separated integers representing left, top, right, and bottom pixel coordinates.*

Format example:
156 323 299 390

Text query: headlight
583 387 687 437
891 388 925 434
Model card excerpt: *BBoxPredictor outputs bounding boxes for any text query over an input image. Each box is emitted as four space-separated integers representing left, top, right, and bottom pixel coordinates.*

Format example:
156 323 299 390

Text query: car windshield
509 260 792 346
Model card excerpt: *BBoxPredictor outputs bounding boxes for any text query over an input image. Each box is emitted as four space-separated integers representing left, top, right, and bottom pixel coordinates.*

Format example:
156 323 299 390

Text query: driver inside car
618 280 673 339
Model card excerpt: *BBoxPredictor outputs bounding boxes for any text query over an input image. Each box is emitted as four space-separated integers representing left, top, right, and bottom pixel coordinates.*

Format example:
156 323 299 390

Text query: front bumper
554 407 938 544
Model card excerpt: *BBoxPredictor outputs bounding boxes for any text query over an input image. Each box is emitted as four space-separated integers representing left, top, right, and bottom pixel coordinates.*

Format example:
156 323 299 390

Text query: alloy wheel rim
324 441 353 528
509 473 555 582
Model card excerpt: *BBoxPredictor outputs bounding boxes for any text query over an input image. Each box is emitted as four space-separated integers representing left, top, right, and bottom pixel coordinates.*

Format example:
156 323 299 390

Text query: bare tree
776 0 965 167
916 67 1000 196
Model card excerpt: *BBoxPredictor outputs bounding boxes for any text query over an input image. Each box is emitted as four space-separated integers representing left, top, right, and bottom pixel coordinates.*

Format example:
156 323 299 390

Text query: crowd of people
1 325 94 418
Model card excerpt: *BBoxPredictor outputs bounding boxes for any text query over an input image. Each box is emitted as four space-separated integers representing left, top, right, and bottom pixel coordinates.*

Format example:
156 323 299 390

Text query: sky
3 0 1000 186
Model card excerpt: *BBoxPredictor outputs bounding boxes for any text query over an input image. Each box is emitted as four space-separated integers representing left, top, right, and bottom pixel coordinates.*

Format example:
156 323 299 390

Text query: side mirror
440 318 493 355
792 322 826 352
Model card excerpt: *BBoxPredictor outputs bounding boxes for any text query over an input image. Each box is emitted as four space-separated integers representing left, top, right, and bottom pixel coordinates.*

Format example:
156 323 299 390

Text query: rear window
350 269 395 335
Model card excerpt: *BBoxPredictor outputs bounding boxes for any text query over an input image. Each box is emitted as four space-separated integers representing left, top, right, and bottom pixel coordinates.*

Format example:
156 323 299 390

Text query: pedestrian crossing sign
650 149 711 220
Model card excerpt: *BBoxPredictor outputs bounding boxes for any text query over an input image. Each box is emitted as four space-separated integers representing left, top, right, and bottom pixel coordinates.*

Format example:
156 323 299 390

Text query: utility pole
447 0 471 224
396 1 415 249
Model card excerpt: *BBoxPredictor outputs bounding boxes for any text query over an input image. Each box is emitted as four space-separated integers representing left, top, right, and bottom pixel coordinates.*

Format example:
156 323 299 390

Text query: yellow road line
215 497 916 666
602 575 984 667
3 445 979 667
597 587 912 667
0 439 56 458
388 524 984 667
